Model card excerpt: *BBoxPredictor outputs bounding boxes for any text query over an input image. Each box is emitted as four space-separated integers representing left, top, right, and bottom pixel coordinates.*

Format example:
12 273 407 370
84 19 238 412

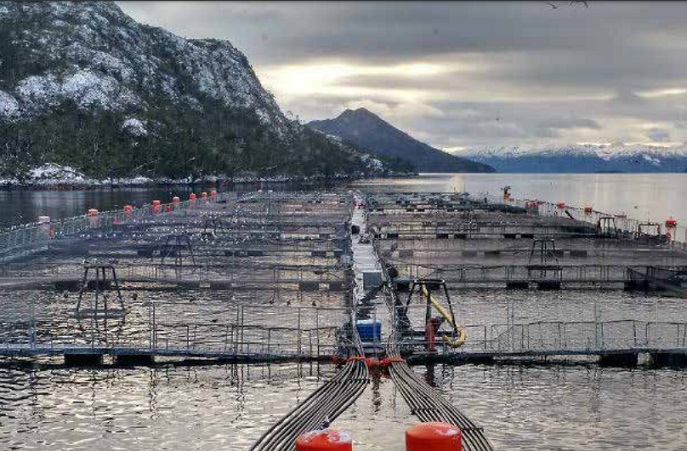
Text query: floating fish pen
0 191 359 366
352 191 687 372
3 187 687 450
367 192 687 291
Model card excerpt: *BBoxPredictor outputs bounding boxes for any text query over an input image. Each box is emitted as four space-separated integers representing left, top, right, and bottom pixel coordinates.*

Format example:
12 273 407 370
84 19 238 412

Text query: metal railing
0 193 234 260
0 303 349 359
474 192 687 249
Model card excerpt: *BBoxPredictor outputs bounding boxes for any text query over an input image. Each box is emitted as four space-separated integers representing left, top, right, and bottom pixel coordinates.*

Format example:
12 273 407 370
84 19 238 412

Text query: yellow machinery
420 284 466 348
395 278 466 349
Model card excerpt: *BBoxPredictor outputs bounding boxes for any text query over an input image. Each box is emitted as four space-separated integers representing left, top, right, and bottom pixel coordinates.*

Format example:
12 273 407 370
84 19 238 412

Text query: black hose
380 253 496 451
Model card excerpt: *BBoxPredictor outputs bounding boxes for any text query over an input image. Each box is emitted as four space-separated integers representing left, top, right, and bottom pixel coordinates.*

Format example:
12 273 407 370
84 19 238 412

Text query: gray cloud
116 1 687 149
538 117 601 131
647 128 670 142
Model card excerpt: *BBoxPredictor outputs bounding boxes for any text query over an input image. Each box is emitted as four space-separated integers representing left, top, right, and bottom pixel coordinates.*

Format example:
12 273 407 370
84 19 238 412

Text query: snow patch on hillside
122 118 147 137
29 164 87 183
16 70 141 112
0 90 20 118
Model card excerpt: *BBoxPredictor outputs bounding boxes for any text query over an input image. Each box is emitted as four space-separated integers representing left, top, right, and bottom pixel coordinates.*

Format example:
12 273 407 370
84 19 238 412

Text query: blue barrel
356 319 382 342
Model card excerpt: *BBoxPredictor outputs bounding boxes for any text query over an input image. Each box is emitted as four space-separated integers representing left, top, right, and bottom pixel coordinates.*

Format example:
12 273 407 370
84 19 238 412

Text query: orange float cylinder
406 422 462 451
295 430 352 451
87 209 99 228
38 215 51 239
152 200 161 214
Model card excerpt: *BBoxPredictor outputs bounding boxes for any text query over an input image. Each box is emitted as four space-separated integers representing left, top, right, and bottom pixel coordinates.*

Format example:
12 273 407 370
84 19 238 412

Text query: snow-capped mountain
0 1 404 181
457 144 687 173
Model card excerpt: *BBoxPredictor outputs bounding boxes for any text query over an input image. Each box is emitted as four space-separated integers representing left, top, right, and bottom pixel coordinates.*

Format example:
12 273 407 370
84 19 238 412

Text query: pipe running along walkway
383 280 495 451
249 194 371 451
249 357 369 451
250 192 494 450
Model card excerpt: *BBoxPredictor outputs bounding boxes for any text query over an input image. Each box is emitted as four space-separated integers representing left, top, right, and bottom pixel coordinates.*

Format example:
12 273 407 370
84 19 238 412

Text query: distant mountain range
307 108 495 173
458 144 687 173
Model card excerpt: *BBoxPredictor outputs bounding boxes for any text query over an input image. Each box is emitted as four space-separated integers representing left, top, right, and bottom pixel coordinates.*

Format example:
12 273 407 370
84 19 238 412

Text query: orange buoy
152 200 161 214
296 429 352 451
556 202 566 209
87 209 99 228
406 422 462 451
38 215 51 238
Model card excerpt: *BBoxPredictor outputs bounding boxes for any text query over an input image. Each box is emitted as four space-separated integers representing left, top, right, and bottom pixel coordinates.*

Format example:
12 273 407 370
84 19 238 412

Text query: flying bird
546 2 559 8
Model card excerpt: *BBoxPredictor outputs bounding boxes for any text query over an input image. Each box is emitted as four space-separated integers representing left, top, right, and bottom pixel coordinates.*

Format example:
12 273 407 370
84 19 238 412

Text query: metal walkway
248 192 372 451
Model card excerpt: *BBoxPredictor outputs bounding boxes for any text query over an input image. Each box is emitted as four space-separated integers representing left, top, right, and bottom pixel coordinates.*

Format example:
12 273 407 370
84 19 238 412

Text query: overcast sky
117 1 687 152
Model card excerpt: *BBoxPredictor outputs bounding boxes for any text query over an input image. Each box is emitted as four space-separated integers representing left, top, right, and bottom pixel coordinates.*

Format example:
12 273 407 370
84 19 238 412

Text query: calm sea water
1 361 686 451
1 174 686 450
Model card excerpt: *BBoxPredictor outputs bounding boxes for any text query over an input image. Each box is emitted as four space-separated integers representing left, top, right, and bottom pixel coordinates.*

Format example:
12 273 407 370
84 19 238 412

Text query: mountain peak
337 107 384 123
307 109 495 173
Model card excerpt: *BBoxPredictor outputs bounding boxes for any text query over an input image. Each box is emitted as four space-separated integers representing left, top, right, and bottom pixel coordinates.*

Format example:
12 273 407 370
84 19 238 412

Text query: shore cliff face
0 2 407 183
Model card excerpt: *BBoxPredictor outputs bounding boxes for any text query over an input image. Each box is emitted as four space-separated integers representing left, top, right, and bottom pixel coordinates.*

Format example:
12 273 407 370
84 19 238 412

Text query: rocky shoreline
0 164 416 191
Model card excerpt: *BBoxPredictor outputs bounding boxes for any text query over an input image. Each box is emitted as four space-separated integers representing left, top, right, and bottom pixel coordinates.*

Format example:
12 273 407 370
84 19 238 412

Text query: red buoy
584 206 593 215
556 202 566 209
406 422 462 451
666 218 677 228
296 430 352 451
123 205 133 215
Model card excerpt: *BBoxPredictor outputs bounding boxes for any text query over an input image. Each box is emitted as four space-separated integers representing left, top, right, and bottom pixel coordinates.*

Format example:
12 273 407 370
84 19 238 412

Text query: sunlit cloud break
118 1 687 151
